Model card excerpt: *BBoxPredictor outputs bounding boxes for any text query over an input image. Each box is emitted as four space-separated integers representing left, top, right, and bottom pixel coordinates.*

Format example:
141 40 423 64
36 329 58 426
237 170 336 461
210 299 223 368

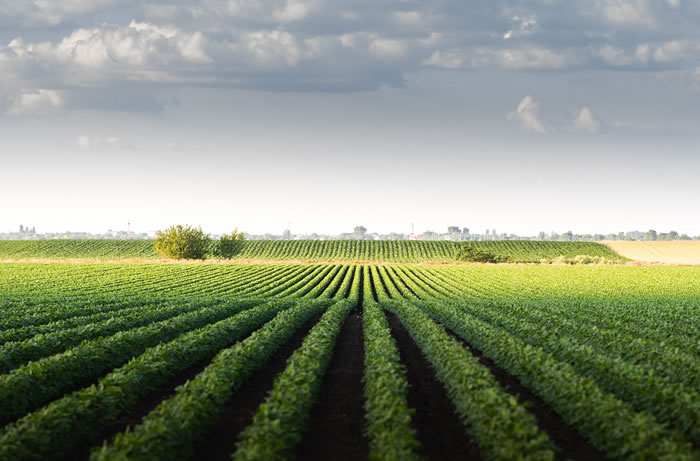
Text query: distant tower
128 221 131 232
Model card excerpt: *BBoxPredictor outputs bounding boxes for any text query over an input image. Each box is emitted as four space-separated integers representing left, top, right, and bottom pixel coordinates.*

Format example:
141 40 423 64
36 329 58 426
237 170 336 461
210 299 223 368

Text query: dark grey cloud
2 0 700 113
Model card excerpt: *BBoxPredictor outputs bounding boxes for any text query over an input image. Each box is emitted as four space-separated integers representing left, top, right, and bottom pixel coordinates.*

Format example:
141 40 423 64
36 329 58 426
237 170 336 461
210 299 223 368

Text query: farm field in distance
0 257 698 460
0 239 627 264
604 240 700 265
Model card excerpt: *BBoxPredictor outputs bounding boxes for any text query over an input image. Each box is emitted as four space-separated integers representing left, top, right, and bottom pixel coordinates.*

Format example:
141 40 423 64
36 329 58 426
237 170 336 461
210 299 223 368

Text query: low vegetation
0 263 698 460
454 243 510 263
0 239 627 263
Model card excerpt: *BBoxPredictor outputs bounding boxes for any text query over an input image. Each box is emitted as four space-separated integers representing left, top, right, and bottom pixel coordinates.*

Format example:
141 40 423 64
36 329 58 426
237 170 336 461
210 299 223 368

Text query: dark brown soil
386 312 483 460
443 329 604 461
62 350 222 461
62 313 322 461
188 313 322 460
295 307 368 461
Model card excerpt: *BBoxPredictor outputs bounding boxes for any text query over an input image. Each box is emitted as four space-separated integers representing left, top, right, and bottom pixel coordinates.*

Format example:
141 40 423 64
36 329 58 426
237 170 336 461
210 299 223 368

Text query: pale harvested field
604 241 700 265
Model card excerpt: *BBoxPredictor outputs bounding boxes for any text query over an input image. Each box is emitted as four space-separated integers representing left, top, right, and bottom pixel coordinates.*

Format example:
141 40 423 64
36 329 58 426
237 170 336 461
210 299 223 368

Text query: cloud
503 14 538 40
1 0 699 106
369 38 407 60
240 30 301 67
392 11 422 26
594 0 654 27
6 89 63 115
422 49 467 69
77 135 133 150
0 0 122 26
652 40 700 62
507 96 545 133
571 107 602 133
423 47 579 70
270 0 316 23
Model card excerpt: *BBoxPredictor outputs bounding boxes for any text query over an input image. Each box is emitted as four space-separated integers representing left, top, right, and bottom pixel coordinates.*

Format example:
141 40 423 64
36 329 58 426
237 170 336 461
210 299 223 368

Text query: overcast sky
2 0 699 236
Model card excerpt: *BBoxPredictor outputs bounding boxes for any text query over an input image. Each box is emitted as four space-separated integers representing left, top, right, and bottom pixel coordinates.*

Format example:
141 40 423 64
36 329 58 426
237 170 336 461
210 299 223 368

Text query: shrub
153 225 210 260
213 229 246 259
455 243 510 263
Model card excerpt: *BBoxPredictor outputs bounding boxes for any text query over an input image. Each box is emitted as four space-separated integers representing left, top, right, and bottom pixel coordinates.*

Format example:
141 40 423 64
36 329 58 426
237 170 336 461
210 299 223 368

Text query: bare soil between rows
386 312 483 460
295 307 368 461
442 329 603 461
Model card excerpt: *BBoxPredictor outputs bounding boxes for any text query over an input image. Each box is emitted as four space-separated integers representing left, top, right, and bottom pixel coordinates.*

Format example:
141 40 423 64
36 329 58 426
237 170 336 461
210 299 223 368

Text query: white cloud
635 44 651 62
503 15 537 40
369 38 406 60
571 107 602 133
594 0 654 27
597 45 634 66
392 11 421 26
483 47 576 70
241 30 301 67
652 40 700 62
419 32 442 47
76 135 132 149
422 49 466 69
423 47 577 70
6 89 63 115
271 0 315 23
507 96 545 133
0 0 121 26
596 43 655 66
2 20 212 85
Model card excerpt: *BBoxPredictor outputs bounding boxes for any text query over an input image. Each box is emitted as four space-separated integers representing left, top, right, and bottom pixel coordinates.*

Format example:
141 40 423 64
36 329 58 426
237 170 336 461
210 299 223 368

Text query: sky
1 0 699 236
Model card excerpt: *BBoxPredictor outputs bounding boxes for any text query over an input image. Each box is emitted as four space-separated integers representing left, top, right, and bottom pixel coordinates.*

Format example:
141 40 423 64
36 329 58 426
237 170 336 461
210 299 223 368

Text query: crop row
0 262 698 460
0 297 326 460
0 239 625 263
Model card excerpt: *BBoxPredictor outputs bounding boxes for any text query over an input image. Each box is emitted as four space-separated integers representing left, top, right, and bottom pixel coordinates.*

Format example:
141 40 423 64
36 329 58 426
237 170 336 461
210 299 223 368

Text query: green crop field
0 262 697 460
0 239 626 263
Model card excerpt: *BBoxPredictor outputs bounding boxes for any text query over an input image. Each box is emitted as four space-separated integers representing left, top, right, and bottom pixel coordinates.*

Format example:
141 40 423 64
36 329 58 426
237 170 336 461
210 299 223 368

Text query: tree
154 225 210 259
353 226 367 239
644 229 657 241
213 229 246 259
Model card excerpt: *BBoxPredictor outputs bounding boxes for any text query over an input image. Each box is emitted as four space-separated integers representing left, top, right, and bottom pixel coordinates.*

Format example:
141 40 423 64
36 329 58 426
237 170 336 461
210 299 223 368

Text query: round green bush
154 225 210 260
213 229 246 259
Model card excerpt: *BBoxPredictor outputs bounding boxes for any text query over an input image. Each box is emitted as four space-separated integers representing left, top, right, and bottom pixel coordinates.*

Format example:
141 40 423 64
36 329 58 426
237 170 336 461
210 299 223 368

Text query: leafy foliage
0 263 698 460
212 229 245 259
92 299 332 460
153 225 210 259
0 239 628 263
455 243 510 263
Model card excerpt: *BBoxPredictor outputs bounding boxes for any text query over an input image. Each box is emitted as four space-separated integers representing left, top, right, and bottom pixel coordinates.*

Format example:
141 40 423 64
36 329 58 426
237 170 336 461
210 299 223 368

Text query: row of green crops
0 239 627 263
0 262 698 459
